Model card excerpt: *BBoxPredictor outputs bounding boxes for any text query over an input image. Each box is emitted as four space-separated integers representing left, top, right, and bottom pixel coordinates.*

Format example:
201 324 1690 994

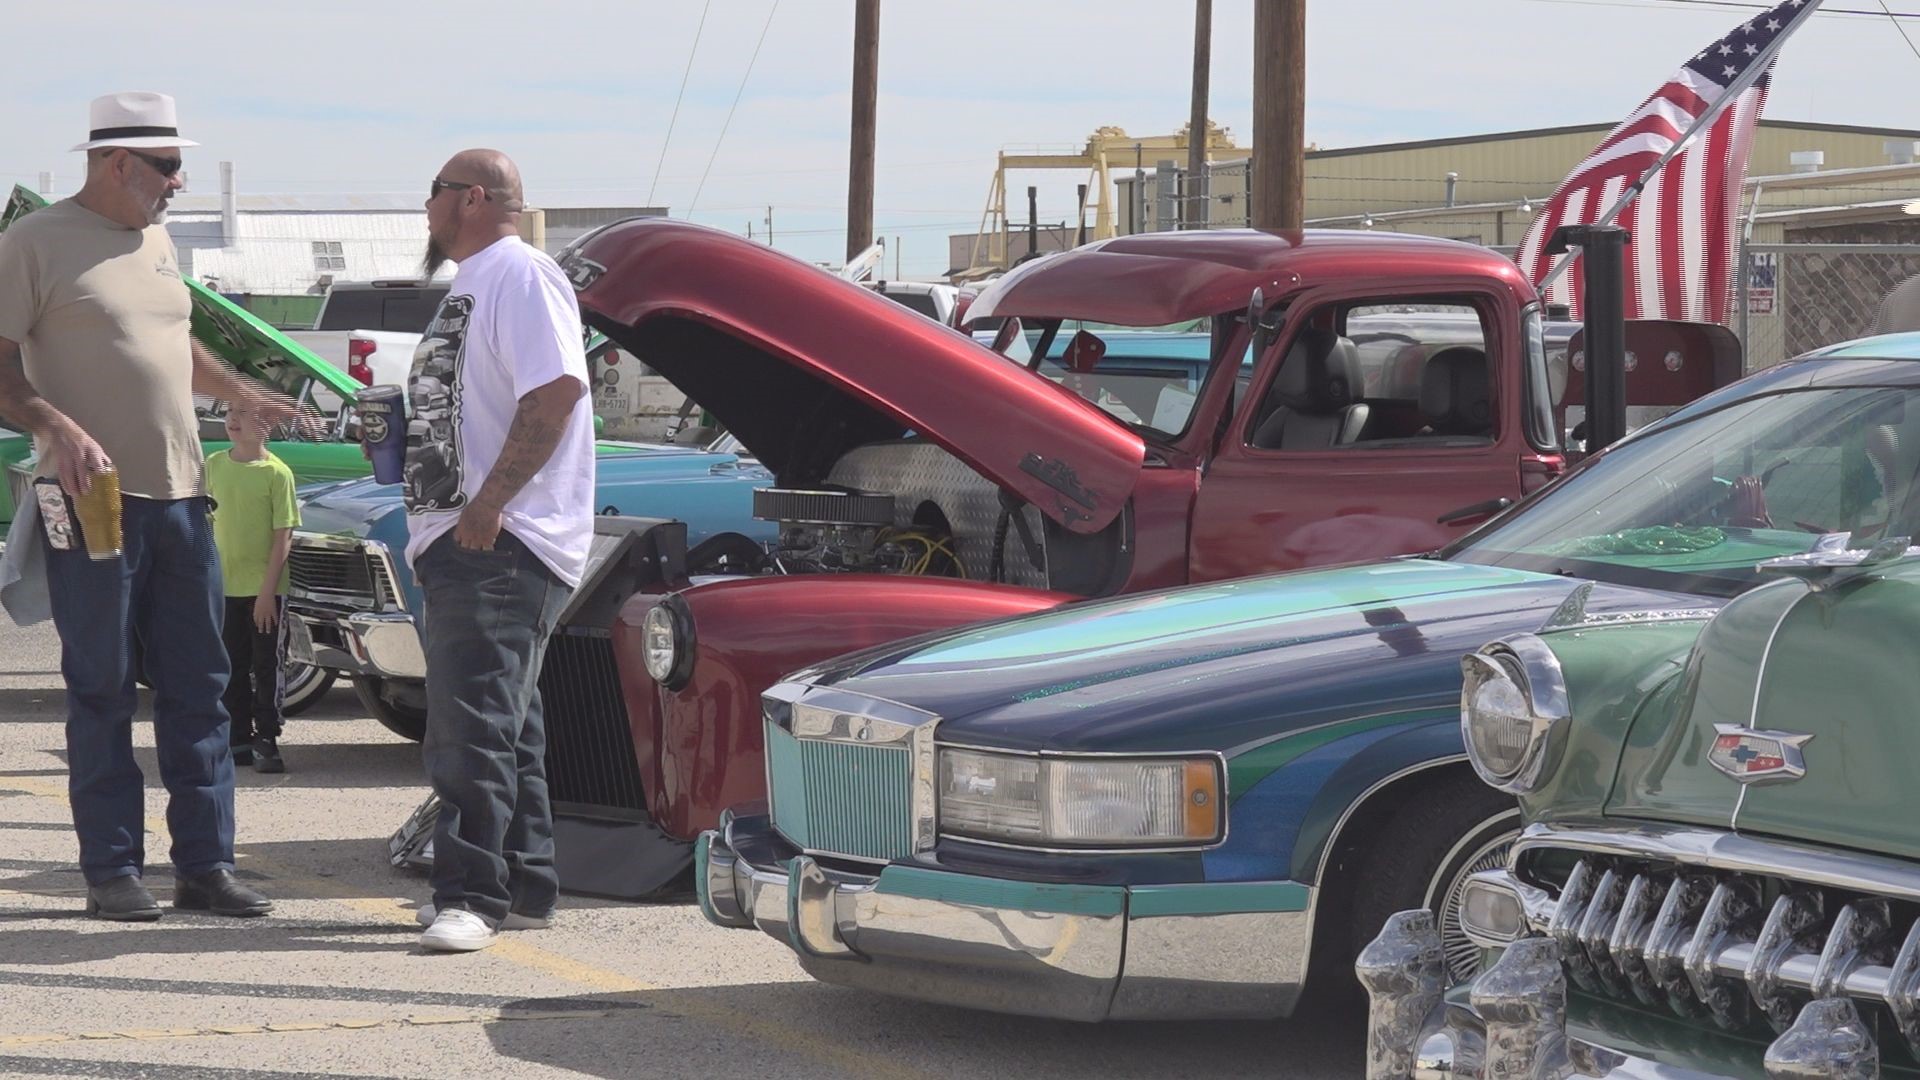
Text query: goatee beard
423 237 448 278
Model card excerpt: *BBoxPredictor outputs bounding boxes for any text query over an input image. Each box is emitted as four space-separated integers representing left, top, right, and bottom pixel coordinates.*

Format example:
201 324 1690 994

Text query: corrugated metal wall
1123 122 1920 241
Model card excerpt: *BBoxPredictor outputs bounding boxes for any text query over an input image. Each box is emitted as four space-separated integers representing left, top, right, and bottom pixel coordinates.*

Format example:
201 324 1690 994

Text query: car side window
1244 300 1497 452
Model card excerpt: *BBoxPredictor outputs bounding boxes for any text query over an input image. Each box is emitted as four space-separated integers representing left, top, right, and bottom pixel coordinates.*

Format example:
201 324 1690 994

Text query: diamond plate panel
825 441 1048 588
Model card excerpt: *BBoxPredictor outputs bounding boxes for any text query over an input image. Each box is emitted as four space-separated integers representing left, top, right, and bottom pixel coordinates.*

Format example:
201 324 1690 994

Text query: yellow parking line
4 772 927 1079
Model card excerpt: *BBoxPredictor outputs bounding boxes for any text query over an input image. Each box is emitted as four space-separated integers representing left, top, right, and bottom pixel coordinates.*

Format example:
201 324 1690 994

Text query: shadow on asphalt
480 983 1366 1079
0 919 417 965
0 687 68 719
37 740 426 791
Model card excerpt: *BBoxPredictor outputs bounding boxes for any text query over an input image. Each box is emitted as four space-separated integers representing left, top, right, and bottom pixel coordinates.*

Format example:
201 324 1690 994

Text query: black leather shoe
86 876 162 921
230 744 254 766
173 869 273 917
252 737 285 774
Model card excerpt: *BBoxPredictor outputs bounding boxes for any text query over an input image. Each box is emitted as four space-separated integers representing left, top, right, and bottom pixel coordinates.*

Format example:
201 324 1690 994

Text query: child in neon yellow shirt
206 403 300 773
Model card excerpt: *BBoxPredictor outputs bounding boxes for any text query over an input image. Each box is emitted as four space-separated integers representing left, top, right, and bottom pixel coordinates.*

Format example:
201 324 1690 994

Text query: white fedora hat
70 91 199 152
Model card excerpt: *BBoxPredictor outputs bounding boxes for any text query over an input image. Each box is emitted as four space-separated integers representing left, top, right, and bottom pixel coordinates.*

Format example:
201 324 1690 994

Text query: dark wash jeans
415 530 571 927
44 494 236 885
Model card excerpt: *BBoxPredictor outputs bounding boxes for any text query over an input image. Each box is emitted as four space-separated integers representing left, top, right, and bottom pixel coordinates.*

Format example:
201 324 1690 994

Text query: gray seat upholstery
1250 329 1370 450
1419 346 1492 438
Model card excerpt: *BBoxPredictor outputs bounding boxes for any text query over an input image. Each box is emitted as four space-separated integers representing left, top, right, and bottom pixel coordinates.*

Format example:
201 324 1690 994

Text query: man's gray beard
423 238 448 278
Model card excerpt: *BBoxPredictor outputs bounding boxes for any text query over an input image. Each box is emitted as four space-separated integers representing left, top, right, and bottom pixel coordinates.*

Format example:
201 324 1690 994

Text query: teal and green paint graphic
894 561 1554 672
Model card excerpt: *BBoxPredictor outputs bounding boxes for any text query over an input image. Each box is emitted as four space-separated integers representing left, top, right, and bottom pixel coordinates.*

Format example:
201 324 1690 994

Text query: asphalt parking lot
0 616 1364 1079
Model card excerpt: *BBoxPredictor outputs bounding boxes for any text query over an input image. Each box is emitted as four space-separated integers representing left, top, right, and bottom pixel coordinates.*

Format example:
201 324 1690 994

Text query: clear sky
6 0 1917 277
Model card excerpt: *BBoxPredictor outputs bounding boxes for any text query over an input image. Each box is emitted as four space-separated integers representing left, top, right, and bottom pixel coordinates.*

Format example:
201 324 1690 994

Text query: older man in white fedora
0 92 302 921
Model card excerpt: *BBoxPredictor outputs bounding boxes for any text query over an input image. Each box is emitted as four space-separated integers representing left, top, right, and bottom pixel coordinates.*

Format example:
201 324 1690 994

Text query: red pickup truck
516 221 1736 896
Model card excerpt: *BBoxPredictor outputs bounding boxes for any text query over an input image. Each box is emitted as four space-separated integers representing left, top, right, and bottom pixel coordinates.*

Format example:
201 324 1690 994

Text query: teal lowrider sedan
1360 338 1920 1077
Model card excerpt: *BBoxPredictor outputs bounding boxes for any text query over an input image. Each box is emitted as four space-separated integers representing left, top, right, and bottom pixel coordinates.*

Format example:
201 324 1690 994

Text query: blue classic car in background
697 343 1915 1022
286 434 775 739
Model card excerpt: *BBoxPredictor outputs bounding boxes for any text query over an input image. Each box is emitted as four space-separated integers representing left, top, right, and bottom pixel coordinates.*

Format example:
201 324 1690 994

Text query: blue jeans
415 530 570 926
44 494 235 885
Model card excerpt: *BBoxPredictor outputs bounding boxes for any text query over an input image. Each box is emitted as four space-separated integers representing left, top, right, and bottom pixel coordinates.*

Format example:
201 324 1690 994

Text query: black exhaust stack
1548 225 1630 451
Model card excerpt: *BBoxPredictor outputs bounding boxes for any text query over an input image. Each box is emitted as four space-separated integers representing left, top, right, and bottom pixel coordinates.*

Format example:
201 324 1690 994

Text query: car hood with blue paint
296 441 776 611
808 559 1706 755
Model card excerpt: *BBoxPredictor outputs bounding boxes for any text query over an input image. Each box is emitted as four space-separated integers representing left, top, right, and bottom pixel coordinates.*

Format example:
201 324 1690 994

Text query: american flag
1513 0 1820 322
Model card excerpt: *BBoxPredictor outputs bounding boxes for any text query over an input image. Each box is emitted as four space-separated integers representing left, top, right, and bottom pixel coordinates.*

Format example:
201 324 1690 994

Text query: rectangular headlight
938 748 1222 848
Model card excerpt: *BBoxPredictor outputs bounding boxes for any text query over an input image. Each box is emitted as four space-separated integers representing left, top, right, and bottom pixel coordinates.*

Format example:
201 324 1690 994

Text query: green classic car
1358 339 1920 1077
0 184 371 526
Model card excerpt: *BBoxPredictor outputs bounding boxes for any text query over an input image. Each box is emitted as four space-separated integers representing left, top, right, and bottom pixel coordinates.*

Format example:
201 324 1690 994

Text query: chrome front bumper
1358 872 1888 1079
291 611 425 680
697 815 1315 1022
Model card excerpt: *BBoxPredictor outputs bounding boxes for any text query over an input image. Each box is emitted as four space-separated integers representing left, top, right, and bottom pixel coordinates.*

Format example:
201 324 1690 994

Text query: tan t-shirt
0 199 201 499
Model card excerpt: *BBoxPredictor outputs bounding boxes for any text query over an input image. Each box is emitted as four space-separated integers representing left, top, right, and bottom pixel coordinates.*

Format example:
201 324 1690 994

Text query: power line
687 0 779 218
648 0 711 207
1510 0 1920 16
1650 0 1920 15
1878 0 1920 58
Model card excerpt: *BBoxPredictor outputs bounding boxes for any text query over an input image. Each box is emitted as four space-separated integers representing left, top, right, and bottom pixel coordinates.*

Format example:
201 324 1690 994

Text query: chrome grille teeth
1646 874 1714 1019
1577 868 1629 997
1886 915 1920 1056
1686 879 1760 1030
1747 890 1826 1033
1810 900 1893 1002
1549 860 1599 992
1608 874 1665 1007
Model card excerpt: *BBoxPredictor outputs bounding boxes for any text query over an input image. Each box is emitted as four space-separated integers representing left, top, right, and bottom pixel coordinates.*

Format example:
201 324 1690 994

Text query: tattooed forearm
190 337 255 404
471 375 584 512
0 335 78 439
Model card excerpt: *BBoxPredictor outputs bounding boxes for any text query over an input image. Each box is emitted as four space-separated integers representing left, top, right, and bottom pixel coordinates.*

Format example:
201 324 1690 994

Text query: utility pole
1252 0 1305 230
1028 186 1039 257
766 205 775 246
1187 0 1212 230
847 0 881 262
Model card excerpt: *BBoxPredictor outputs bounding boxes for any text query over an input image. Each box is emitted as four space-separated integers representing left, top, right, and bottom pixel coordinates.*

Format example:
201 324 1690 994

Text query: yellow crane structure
960 122 1246 279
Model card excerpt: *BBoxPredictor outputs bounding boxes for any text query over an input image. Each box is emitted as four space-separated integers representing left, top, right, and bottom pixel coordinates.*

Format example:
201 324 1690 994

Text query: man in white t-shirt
402 149 596 953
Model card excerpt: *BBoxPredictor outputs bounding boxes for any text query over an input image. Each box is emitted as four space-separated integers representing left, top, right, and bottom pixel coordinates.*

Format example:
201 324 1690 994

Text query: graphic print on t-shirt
404 294 473 513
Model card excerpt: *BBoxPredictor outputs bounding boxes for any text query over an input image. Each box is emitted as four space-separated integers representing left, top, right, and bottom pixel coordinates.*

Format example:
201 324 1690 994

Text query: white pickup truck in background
285 280 448 410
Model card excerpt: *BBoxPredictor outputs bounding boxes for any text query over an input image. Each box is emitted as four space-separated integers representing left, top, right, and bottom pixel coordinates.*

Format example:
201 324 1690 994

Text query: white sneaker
416 902 551 930
419 908 497 952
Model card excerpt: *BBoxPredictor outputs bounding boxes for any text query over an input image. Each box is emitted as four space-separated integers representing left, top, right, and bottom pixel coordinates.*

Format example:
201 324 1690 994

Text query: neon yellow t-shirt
206 449 300 598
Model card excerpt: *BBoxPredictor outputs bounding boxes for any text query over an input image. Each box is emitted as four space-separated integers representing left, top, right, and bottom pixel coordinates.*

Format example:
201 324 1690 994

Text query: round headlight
1460 636 1568 794
641 602 689 687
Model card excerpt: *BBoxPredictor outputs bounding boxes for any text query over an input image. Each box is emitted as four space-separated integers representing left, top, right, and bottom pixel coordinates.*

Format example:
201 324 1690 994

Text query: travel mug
72 467 122 561
357 385 407 485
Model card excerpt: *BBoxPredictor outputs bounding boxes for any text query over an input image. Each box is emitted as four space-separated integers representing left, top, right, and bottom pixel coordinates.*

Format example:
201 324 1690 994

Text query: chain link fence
1736 243 1920 370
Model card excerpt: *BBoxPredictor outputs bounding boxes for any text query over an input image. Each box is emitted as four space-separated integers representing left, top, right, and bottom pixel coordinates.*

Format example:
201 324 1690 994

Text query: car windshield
1451 384 1920 598
1004 320 1235 439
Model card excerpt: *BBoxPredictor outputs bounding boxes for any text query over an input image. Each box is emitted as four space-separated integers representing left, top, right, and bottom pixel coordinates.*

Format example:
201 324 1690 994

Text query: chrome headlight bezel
640 596 696 690
935 746 1227 851
1460 634 1569 795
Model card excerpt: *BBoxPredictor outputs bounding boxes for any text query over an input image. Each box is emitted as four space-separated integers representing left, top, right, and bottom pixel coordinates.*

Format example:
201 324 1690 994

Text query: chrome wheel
1427 811 1522 984
279 660 335 718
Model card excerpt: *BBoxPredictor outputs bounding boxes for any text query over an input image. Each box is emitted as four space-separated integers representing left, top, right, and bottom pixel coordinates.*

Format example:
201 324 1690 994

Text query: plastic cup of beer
73 467 123 561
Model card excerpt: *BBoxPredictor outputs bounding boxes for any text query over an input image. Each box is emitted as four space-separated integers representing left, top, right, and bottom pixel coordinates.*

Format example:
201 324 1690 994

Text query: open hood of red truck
560 218 1143 533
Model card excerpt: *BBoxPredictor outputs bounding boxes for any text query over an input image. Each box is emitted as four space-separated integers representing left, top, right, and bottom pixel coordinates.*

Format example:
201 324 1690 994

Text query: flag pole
1536 0 1824 296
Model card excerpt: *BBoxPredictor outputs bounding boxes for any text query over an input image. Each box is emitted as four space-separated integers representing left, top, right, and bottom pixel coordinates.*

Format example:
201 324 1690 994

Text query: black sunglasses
119 148 184 178
430 178 491 201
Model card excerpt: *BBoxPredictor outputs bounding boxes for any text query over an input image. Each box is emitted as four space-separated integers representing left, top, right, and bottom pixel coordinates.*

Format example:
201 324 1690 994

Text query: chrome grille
765 720 915 863
288 542 395 610
1521 848 1920 1051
